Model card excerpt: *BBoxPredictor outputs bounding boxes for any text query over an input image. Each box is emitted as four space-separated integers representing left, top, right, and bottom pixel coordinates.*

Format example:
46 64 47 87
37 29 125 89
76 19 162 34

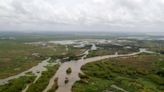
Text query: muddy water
0 48 151 92
0 58 51 85
44 50 147 92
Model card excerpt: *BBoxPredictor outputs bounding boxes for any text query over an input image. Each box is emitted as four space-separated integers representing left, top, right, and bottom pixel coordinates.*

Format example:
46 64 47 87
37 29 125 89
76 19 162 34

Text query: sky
0 0 164 32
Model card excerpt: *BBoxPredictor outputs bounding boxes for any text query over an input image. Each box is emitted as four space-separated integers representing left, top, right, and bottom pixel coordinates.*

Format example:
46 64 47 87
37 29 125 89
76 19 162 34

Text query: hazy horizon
0 0 164 32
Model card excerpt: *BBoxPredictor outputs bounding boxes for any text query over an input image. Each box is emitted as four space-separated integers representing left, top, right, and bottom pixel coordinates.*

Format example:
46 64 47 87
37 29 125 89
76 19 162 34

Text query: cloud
0 0 164 30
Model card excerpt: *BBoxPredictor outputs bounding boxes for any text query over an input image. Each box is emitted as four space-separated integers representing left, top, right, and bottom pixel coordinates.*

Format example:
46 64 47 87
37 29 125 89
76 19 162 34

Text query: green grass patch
0 75 35 92
26 64 59 92
72 54 164 92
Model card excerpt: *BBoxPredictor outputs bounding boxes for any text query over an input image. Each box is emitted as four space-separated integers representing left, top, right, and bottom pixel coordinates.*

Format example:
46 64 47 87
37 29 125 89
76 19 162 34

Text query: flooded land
0 32 164 92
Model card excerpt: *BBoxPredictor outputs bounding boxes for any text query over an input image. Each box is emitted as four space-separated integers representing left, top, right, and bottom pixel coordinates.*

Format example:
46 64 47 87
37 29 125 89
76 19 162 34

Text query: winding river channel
43 49 150 92
0 47 153 92
0 58 52 85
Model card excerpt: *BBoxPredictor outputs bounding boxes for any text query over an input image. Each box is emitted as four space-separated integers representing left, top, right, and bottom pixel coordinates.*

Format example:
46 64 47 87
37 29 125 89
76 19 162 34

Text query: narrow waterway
43 49 149 92
0 58 51 85
0 47 152 92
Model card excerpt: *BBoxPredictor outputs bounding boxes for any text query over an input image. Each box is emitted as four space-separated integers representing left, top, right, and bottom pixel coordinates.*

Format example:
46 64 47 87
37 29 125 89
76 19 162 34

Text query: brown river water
43 49 149 92
0 48 152 92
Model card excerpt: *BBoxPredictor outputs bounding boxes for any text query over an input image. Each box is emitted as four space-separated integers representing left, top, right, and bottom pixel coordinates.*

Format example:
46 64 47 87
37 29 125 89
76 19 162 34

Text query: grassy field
72 54 164 92
0 41 43 78
0 64 59 92
0 33 164 92
119 39 164 53
26 64 59 92
0 39 85 78
50 45 86 61
0 41 58 79
87 40 164 58
87 44 139 58
0 74 36 92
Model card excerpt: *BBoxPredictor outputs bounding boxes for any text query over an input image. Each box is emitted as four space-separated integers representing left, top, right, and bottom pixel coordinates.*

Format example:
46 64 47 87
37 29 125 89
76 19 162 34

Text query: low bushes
27 65 59 92
0 76 35 92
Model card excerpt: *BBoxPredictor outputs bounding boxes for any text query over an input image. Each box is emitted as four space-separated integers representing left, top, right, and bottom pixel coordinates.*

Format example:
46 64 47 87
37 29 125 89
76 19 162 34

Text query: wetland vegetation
0 74 35 92
0 32 164 92
26 64 59 92
73 54 164 92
